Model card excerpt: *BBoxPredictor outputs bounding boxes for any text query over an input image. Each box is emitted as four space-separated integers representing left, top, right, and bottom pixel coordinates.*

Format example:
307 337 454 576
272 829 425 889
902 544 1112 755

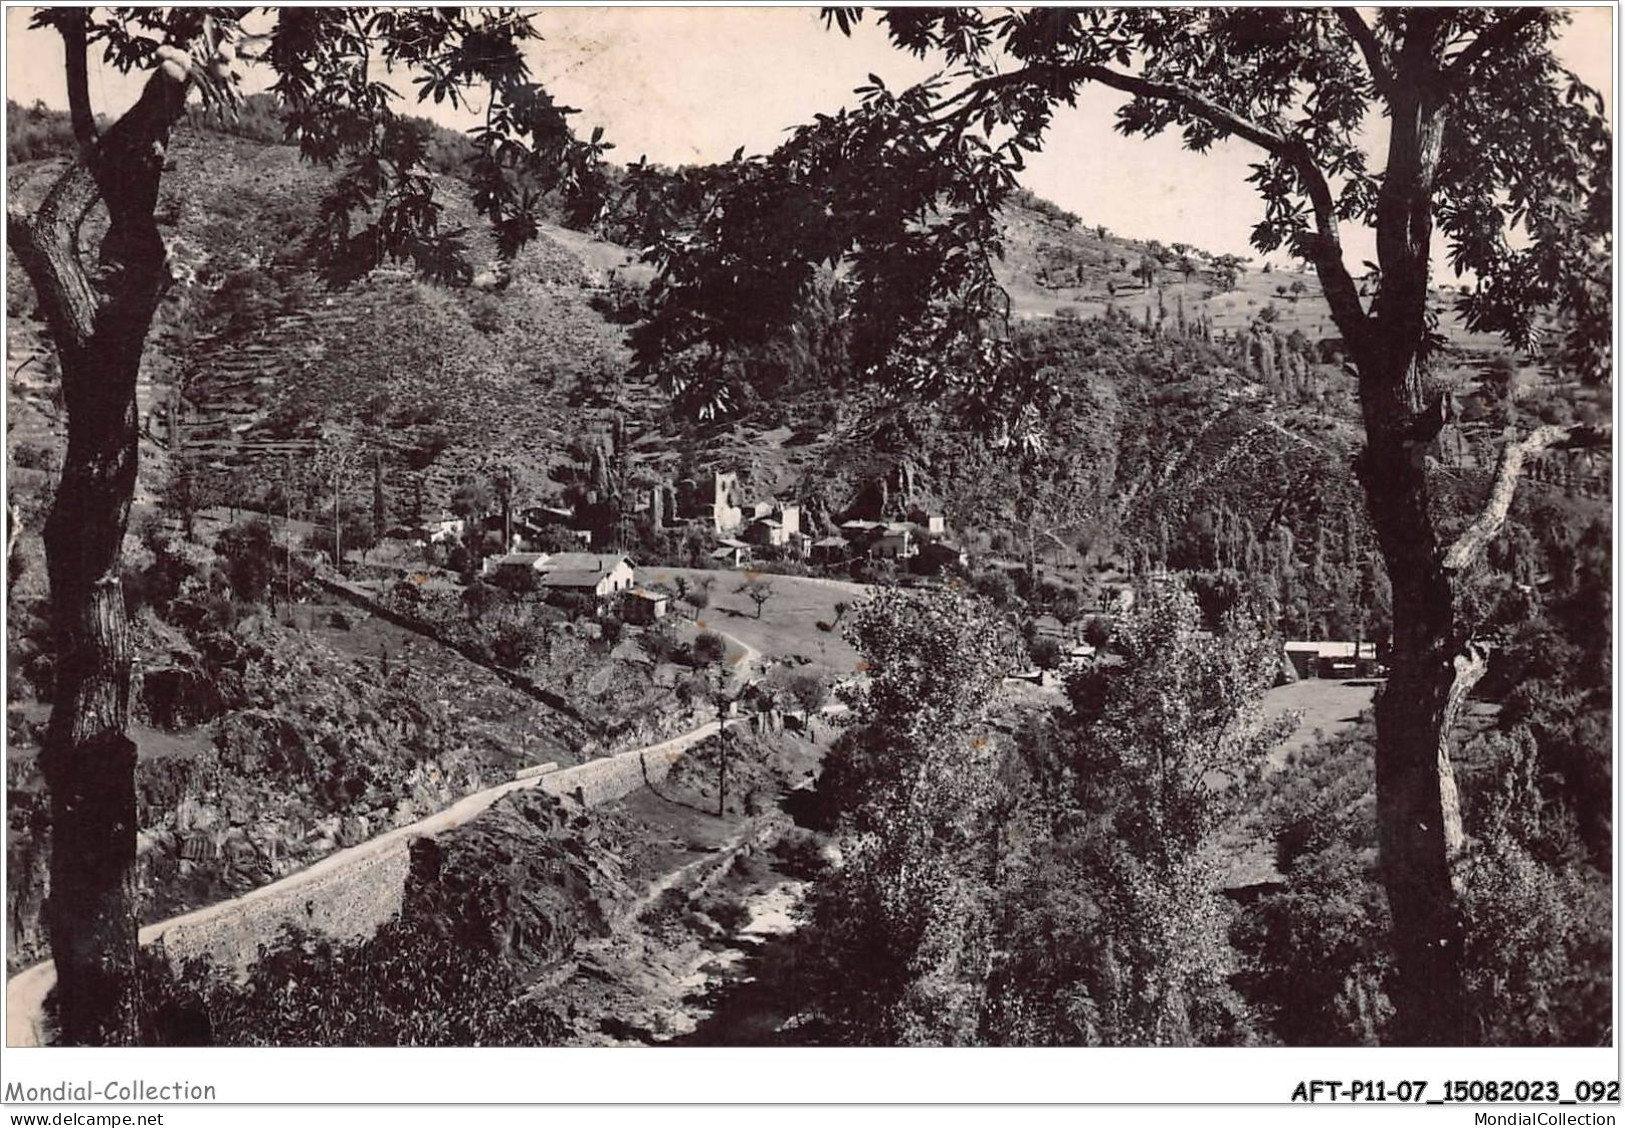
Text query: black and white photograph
0 1 1616 1114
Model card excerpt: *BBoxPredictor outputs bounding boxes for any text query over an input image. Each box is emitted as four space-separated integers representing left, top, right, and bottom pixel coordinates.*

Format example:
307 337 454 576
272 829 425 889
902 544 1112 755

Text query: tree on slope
8 7 604 1044
801 587 1011 1043
642 8 1609 1044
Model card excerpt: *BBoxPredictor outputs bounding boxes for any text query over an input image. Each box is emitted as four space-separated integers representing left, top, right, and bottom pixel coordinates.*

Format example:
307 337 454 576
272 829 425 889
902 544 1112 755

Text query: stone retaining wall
144 839 412 973
312 575 582 720
140 730 715 977
10 716 738 1046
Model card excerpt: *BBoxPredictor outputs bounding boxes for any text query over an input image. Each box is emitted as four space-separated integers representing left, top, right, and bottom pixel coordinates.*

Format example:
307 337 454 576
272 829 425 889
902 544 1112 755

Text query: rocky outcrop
403 791 633 976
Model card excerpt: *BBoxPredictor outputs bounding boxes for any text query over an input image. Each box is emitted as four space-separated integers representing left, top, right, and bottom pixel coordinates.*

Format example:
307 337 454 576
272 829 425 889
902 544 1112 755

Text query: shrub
787 672 828 713
691 631 727 667
1029 637 1063 670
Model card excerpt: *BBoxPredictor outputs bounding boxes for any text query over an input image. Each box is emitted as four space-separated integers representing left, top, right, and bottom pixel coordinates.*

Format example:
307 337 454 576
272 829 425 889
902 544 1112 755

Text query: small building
427 516 465 545
744 517 787 548
870 522 917 561
777 503 802 538
1283 640 1379 680
810 535 851 565
523 504 577 528
711 538 752 568
623 588 669 624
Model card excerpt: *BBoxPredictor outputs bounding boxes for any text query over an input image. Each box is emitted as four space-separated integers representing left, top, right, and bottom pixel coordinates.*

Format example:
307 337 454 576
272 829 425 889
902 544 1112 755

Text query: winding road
6 625 767 1048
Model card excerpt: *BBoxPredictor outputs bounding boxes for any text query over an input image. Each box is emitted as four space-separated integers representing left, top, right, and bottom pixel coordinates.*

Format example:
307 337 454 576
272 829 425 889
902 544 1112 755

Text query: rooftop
1284 640 1377 658
537 552 630 573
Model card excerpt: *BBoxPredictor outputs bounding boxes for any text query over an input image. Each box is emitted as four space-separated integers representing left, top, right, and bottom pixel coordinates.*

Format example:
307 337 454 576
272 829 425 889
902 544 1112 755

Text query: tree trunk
7 64 189 1044
1357 360 1469 1045
1358 62 1472 1044
40 339 143 1046
1297 33 1475 1042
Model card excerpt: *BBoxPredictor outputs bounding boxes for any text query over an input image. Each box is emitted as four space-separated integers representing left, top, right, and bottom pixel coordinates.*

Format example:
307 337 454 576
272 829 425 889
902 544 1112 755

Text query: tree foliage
797 587 1012 1044
9 5 607 1044
986 586 1288 1045
653 4 1610 1045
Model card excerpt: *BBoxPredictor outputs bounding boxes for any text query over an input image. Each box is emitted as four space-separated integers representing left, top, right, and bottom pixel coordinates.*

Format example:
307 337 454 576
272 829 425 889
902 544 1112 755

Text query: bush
304 508 378 562
788 672 828 713
1029 638 1063 670
490 566 538 595
1080 615 1114 648
213 519 276 603
483 611 544 669
691 631 727 667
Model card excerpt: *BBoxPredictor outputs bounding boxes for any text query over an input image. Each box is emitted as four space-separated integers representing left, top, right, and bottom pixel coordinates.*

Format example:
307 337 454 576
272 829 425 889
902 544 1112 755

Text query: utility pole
713 680 730 817
284 453 294 617
332 456 342 571
710 664 738 818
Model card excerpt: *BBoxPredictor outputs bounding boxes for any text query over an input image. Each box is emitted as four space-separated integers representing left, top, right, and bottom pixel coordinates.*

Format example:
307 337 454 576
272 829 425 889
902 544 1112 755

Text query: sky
4 5 1615 264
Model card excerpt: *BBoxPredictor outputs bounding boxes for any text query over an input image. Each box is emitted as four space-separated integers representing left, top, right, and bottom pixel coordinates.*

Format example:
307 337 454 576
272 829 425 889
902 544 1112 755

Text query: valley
4 38 1611 1058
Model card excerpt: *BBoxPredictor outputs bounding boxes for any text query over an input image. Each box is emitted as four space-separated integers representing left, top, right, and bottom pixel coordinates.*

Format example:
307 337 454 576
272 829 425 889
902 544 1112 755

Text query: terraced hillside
7 111 1603 612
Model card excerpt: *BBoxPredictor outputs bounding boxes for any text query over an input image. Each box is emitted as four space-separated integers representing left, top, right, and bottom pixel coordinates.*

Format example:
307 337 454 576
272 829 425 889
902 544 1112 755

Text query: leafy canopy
640 6 1609 426
36 6 610 284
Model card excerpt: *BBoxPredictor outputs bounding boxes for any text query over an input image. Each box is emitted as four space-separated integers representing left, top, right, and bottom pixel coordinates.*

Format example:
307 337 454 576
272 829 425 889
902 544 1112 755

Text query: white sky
4 5 1615 263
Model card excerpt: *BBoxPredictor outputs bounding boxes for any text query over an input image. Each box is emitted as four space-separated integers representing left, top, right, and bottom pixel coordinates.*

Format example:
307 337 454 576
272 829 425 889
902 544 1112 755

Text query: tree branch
925 56 1375 356
1336 8 1392 92
1437 641 1488 862
8 60 194 363
7 157 104 354
1071 62 1372 356
1442 423 1608 570
58 10 99 147
1443 9 1545 87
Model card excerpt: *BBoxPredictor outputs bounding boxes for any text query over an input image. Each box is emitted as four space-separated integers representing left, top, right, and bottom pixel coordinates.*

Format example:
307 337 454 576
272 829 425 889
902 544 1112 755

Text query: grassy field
636 567 872 681
1261 677 1380 770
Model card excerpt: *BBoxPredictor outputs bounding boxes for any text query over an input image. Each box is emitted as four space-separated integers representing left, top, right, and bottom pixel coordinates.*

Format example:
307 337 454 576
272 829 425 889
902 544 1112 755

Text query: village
357 462 1385 696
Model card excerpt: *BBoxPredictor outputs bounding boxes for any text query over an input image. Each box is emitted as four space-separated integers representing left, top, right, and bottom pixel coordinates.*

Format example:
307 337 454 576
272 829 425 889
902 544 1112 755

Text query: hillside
6 75 1611 1055
8 111 1608 642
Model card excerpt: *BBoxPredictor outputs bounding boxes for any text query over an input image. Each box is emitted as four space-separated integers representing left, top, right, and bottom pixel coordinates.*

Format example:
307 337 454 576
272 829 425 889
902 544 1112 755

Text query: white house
428 516 465 544
535 552 635 598
1283 640 1379 679
870 522 918 561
